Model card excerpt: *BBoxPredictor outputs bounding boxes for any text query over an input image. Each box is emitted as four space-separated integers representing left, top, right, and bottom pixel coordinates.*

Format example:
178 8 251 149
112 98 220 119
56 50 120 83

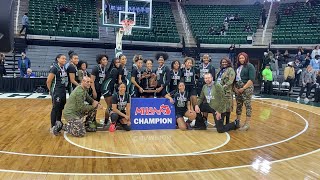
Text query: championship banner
130 98 176 130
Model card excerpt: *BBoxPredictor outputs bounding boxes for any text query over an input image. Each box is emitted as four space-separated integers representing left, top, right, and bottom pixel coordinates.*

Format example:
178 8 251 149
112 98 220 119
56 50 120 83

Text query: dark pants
111 113 123 123
19 25 28 34
262 17 266 27
229 53 236 65
314 87 320 102
199 103 236 133
299 83 316 98
295 73 301 86
264 80 273 94
20 68 27 77
50 90 66 127
285 78 295 91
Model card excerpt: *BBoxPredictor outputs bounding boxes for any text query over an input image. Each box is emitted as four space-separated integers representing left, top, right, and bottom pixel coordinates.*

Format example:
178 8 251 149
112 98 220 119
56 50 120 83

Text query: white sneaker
297 97 300 101
304 98 309 102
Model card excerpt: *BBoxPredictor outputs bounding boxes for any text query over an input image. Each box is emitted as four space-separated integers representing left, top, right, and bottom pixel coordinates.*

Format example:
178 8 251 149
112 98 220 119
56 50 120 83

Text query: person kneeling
109 83 131 131
63 77 104 137
195 73 240 133
165 82 198 130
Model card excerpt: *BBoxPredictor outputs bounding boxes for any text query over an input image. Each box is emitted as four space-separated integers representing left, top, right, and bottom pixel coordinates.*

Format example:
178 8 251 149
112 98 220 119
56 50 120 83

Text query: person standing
270 55 279 80
181 57 198 108
46 54 68 135
195 73 240 133
18 52 31 77
63 76 104 137
118 54 129 91
169 60 182 93
293 59 303 87
261 8 267 27
216 57 235 125
91 54 109 102
77 61 90 82
284 62 295 92
0 53 6 78
314 71 320 103
310 55 320 72
311 45 320 59
262 64 273 95
102 58 120 123
19 13 29 35
90 54 108 128
140 59 157 98
234 52 256 131
67 52 80 94
297 65 316 102
130 57 144 97
229 45 236 66
155 53 171 97
197 54 216 96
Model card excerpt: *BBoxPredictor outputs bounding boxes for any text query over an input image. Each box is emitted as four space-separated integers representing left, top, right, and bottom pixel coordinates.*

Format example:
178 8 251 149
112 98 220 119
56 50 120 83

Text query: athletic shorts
176 109 188 119
185 84 197 96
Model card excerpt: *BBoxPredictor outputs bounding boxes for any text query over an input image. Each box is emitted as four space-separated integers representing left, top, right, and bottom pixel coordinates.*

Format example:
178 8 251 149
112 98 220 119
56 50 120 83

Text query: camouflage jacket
216 67 235 98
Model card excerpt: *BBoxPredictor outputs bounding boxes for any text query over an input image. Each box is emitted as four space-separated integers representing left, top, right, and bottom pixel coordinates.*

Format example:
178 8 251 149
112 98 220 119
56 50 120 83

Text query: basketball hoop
120 19 135 35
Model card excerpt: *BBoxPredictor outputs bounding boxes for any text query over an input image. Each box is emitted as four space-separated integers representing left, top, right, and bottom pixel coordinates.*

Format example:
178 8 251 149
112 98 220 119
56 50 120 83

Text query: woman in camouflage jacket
216 57 235 125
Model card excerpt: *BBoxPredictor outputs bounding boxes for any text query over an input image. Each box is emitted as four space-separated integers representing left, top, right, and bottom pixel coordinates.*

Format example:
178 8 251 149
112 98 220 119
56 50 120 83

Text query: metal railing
176 0 192 44
262 0 274 44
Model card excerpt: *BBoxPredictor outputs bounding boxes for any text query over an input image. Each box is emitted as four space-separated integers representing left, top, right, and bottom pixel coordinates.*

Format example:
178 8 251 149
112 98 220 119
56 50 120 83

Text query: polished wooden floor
0 98 319 179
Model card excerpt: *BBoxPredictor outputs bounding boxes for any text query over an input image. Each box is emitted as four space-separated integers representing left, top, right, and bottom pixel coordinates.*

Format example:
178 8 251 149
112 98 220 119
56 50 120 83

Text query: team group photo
0 0 319 179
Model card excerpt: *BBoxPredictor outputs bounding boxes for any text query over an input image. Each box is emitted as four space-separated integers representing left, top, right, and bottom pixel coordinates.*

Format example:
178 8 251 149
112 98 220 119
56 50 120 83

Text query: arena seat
184 5 262 44
272 2 320 44
27 0 98 38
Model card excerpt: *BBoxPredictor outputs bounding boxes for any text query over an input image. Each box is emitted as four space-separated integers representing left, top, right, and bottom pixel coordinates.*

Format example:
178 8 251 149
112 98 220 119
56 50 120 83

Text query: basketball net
120 19 134 36
115 19 134 58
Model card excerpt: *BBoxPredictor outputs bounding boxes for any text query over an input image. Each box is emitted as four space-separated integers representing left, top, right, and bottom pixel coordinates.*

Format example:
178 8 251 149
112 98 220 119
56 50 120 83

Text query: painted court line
65 100 309 157
0 98 317 175
63 131 230 157
0 99 310 159
0 148 318 176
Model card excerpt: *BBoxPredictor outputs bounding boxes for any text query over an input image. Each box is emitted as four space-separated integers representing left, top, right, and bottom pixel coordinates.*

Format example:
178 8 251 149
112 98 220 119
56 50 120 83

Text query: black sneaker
121 124 131 131
234 119 240 129
53 121 62 136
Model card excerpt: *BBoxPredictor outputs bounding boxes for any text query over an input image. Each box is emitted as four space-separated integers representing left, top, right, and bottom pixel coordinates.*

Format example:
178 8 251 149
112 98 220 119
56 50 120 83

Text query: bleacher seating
28 0 98 38
184 5 262 44
272 2 320 44
121 1 180 43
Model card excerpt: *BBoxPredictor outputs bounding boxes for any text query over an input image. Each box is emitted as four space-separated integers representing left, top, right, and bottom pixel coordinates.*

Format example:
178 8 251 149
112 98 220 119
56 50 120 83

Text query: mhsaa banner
130 98 176 130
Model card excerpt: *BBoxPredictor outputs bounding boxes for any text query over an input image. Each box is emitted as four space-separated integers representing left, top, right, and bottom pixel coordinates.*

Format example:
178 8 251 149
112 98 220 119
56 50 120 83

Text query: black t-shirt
141 69 156 90
49 63 68 93
198 63 216 83
105 67 119 89
181 67 197 86
170 69 182 92
91 65 108 92
156 65 170 87
170 90 190 113
111 92 130 112
131 65 142 87
67 63 79 90
120 65 128 82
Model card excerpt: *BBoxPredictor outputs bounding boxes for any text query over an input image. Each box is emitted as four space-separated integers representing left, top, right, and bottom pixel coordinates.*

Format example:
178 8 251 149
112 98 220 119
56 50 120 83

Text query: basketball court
0 95 319 179
0 0 319 179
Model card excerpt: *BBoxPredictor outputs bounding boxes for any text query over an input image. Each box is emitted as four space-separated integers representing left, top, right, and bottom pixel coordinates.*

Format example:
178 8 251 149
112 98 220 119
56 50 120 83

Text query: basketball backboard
102 0 152 30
